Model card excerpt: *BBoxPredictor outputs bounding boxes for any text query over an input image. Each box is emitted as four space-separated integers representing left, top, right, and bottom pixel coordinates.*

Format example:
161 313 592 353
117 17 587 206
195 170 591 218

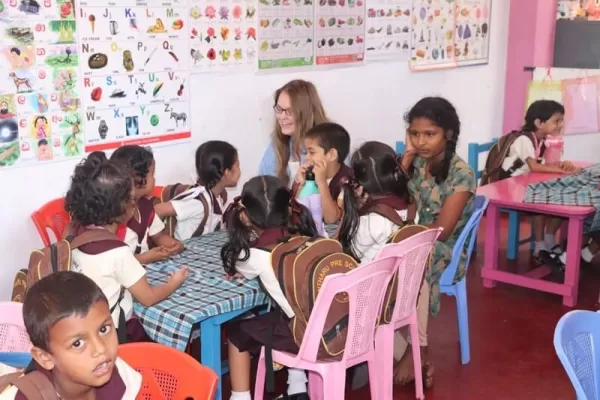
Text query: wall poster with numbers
76 0 191 153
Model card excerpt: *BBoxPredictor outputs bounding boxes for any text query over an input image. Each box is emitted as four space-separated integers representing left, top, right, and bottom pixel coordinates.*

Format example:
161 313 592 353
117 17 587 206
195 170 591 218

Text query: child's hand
148 246 171 262
169 265 189 285
313 160 328 185
295 162 311 186
164 238 184 255
225 272 243 280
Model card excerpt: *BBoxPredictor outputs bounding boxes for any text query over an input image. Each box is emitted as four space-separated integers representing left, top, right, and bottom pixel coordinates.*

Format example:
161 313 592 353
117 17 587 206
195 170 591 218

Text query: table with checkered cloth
134 225 339 351
523 163 600 234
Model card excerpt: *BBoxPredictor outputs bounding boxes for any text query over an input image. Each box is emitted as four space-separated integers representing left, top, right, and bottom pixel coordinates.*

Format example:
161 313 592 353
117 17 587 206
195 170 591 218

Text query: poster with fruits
257 0 314 69
189 0 258 72
454 0 491 66
0 0 84 169
76 1 191 152
365 0 411 61
409 0 456 71
315 0 366 65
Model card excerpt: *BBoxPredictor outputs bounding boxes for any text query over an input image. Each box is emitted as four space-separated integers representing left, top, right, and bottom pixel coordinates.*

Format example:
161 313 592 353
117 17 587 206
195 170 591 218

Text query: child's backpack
11 269 28 303
480 131 543 186
0 371 58 400
264 236 358 359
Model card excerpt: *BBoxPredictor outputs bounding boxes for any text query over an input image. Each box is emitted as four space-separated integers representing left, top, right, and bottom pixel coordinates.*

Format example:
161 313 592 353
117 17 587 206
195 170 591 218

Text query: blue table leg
507 210 521 260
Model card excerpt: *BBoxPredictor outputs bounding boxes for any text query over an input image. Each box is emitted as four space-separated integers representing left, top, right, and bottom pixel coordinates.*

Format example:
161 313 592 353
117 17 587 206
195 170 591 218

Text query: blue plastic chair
439 195 489 365
0 352 31 368
395 141 405 155
554 310 600 400
468 141 534 260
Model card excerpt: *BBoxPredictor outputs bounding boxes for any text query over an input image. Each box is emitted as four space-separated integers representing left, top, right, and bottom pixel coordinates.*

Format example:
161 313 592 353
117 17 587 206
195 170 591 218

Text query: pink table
477 170 595 306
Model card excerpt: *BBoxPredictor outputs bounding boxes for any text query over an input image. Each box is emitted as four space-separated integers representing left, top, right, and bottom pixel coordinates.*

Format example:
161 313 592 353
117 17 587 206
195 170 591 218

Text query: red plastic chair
119 342 218 400
152 185 165 200
31 198 70 246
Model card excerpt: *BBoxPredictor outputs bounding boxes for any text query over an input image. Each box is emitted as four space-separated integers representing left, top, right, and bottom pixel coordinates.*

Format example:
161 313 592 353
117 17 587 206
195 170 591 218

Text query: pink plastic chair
0 302 32 353
374 228 443 400
254 257 398 400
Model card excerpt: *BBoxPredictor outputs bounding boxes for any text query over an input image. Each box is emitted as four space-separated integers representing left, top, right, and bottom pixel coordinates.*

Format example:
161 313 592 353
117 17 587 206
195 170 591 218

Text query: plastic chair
31 198 70 246
554 310 600 400
374 228 443 400
118 342 218 400
0 302 33 368
152 185 164 200
395 141 405 155
254 257 398 400
439 195 489 365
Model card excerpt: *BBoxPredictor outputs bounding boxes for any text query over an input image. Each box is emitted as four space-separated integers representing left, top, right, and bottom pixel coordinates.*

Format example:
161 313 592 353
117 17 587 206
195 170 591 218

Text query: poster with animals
454 0 491 66
0 0 84 168
76 1 191 152
315 0 366 65
364 0 411 61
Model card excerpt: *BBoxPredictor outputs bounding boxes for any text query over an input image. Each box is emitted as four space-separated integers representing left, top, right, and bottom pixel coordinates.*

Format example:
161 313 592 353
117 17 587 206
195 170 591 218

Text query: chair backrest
118 342 218 400
0 302 32 353
395 141 405 155
439 195 489 286
295 257 397 363
468 140 498 181
151 185 164 199
554 310 600 400
374 228 443 322
31 198 70 246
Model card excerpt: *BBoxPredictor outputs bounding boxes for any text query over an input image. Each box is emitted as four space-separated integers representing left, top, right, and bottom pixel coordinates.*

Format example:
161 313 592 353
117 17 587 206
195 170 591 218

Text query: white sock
230 391 251 400
582 246 595 263
544 233 556 249
534 241 547 256
287 368 307 395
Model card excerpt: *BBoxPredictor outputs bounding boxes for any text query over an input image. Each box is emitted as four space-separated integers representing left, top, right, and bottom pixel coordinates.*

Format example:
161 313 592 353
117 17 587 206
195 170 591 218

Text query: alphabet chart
0 0 84 168
76 0 191 152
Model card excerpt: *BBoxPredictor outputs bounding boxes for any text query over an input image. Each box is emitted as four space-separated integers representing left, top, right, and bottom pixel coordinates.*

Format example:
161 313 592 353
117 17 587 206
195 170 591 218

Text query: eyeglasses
273 104 292 116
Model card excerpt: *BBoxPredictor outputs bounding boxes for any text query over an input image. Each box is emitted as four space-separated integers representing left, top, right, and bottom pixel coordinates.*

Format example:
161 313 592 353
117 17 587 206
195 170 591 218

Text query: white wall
0 2 510 300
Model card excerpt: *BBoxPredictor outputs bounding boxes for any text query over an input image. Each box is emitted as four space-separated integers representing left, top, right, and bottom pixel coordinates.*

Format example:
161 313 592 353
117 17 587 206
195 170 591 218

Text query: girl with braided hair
154 141 241 241
394 96 476 389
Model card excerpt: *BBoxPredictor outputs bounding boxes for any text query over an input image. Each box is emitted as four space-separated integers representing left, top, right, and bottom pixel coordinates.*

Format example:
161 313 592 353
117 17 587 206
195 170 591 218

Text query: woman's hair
110 145 154 187
220 175 317 275
522 100 565 132
272 80 328 183
195 141 238 190
338 141 408 260
405 96 460 184
65 151 132 226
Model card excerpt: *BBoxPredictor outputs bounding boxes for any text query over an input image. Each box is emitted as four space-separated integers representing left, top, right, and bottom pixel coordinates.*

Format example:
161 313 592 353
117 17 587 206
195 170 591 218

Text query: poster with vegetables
454 0 491 66
315 0 366 65
76 1 191 152
409 0 456 71
189 0 259 72
0 0 84 168
257 0 314 69
365 0 411 61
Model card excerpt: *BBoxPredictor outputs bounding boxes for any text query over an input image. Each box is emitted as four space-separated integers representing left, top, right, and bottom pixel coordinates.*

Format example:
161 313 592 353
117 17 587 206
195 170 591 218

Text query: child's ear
31 346 55 371
445 130 454 140
534 118 542 130
326 148 339 162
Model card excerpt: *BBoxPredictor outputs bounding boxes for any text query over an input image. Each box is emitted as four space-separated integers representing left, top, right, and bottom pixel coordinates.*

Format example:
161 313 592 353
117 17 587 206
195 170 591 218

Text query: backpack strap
110 288 127 344
0 371 58 400
362 203 405 227
69 229 127 255
190 193 210 238
128 197 155 254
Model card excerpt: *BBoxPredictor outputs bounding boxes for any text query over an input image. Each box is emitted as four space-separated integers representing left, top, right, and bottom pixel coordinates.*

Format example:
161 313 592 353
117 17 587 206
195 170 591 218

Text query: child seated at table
154 141 241 241
110 145 184 263
0 271 142 399
65 152 189 342
293 122 352 223
221 176 318 400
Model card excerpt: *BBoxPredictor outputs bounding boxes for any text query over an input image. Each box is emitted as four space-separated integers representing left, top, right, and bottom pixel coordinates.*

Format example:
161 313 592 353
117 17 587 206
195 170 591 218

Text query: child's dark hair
405 96 460 184
221 176 317 275
35 116 47 126
110 145 154 187
305 122 350 163
522 100 565 132
65 151 132 226
338 141 407 260
23 271 108 352
195 141 238 189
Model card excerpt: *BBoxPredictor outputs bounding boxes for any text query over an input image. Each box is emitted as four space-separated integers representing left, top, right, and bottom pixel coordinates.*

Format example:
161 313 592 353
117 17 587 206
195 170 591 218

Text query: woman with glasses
258 79 329 186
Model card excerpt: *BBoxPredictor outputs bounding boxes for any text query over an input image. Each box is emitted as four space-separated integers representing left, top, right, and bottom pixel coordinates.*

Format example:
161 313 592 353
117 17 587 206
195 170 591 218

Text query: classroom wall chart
365 0 411 61
77 0 191 153
454 0 490 66
189 0 258 73
314 0 365 65
409 0 456 70
0 0 84 169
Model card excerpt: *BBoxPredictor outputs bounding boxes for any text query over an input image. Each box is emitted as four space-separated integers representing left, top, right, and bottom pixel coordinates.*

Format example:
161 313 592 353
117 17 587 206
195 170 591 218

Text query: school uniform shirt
503 135 542 176
0 358 142 400
352 210 407 264
71 247 146 326
170 185 223 241
123 200 165 254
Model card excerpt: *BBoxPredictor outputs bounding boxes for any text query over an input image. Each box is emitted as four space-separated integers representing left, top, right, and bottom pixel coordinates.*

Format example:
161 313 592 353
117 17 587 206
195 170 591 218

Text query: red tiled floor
222 216 599 399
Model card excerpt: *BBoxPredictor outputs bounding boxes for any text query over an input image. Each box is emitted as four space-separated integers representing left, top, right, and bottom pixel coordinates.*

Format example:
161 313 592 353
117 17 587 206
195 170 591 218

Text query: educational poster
409 0 456 71
315 0 366 65
257 0 314 69
189 0 259 73
557 0 600 20
364 0 411 61
0 0 84 168
76 2 191 152
561 76 600 134
454 0 491 66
